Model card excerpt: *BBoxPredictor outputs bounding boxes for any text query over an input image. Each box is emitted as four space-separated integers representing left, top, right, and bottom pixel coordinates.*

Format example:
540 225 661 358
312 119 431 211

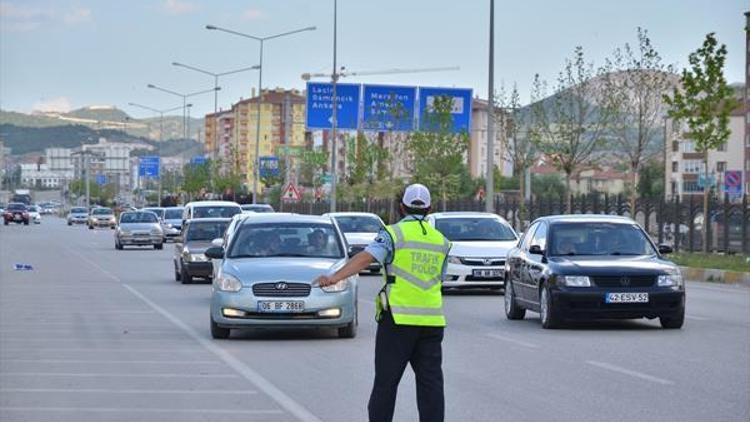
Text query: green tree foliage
664 32 738 252
299 148 329 188
68 179 116 205
637 160 664 199
407 96 470 210
532 174 567 200
181 161 211 200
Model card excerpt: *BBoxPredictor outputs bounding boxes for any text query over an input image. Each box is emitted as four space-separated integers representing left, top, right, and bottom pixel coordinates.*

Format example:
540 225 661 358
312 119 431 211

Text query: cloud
163 0 197 15
0 2 92 32
63 7 91 24
33 97 74 113
241 8 265 21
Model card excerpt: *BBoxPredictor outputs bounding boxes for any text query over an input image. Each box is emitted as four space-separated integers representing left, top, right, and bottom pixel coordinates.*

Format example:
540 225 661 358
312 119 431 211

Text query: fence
281 194 750 254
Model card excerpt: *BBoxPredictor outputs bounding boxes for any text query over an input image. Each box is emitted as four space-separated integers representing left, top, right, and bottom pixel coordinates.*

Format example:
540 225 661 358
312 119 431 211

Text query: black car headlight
560 275 592 287
658 273 683 287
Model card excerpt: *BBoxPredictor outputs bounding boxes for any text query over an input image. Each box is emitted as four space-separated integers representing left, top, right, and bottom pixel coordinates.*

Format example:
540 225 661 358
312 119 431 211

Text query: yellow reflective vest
377 219 450 327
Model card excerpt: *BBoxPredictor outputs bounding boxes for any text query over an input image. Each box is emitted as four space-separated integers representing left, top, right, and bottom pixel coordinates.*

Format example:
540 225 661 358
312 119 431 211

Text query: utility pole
330 0 339 212
485 0 495 212
84 152 90 208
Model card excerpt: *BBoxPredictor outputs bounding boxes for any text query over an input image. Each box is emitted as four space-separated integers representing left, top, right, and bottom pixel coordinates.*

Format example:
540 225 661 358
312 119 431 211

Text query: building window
681 140 695 153
717 142 726 152
717 161 726 173
672 140 679 152
683 181 703 193
670 181 677 195
682 160 702 174
671 161 678 173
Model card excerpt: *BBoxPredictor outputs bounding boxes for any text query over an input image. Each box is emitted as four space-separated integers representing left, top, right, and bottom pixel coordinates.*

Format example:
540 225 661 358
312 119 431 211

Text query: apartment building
468 98 513 179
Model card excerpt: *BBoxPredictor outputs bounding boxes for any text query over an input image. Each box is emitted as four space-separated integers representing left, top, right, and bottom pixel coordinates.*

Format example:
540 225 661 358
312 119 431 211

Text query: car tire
210 317 230 339
504 281 526 320
4 221 8 226
115 240 123 250
540 286 562 329
23 220 29 225
67 221 72 226
88 225 93 230
111 225 116 230
154 243 163 250
180 263 192 284
659 308 685 329
174 261 181 281
338 306 358 339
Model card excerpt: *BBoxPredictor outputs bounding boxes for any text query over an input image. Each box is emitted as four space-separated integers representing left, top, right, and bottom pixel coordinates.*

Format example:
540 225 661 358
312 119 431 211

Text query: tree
602 27 675 214
497 83 536 222
298 147 328 196
407 96 470 210
532 174 566 200
181 161 211 200
664 32 739 252
531 47 612 212
637 159 664 199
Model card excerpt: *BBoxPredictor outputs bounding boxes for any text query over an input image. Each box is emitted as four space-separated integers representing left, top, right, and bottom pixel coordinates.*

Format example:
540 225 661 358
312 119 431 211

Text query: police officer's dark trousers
367 312 444 422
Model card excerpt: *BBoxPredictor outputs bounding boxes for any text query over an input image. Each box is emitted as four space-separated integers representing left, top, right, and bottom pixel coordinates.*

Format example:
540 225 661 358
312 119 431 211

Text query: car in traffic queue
3 202 30 226
182 200 242 225
115 211 164 250
142 207 166 221
174 218 231 284
425 212 518 292
504 214 685 329
67 207 89 225
88 207 116 229
205 214 358 339
241 203 275 213
162 206 185 242
27 205 42 224
323 211 386 274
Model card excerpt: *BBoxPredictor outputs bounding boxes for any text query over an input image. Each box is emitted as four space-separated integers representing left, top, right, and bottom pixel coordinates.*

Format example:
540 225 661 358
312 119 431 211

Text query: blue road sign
139 156 160 178
95 174 107 186
259 156 280 178
306 82 360 130
418 87 473 133
724 170 743 196
191 156 207 166
362 85 416 131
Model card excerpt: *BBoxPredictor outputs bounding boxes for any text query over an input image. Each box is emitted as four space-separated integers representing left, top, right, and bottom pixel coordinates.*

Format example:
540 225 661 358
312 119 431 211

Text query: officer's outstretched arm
313 251 374 287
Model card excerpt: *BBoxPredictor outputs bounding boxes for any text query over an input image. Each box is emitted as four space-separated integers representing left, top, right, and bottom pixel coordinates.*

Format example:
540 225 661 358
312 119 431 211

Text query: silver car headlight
658 273 683 287
215 273 242 292
189 253 208 262
321 277 350 293
561 275 591 287
150 228 162 235
120 230 131 236
447 256 462 265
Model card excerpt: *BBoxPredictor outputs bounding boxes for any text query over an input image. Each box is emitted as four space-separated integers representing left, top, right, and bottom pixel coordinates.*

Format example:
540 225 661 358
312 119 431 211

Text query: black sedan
174 218 231 284
504 215 685 329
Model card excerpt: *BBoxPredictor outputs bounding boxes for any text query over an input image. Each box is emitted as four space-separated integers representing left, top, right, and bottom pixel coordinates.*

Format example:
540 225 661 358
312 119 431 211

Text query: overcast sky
0 0 746 118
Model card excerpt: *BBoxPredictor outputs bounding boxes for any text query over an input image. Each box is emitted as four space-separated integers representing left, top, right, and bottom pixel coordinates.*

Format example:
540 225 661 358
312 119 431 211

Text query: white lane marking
0 372 238 378
485 333 539 349
0 407 281 415
0 347 208 353
685 315 711 321
123 284 323 422
1 359 218 364
0 388 257 395
586 360 674 386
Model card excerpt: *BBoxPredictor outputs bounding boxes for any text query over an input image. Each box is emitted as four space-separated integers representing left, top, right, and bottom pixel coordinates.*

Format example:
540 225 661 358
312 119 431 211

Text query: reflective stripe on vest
380 219 448 327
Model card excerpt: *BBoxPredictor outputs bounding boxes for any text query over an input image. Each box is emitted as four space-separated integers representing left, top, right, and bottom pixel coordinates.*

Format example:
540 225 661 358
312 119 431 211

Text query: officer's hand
313 275 337 288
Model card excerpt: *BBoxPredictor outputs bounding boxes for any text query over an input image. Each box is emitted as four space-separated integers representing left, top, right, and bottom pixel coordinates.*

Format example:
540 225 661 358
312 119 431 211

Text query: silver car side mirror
211 238 223 247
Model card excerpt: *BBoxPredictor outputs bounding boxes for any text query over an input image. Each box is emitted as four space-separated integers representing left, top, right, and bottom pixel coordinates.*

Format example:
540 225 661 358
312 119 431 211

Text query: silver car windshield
120 212 158 224
194 206 240 219
549 223 656 256
71 207 87 214
435 218 516 241
228 223 344 259
334 216 383 233
92 208 113 215
143 208 165 219
186 221 229 242
164 208 183 219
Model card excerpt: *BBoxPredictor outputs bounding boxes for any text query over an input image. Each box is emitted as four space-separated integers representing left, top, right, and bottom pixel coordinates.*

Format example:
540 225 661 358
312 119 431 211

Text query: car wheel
115 240 123 250
659 308 685 329
4 221 8 226
23 220 29 225
180 263 192 284
67 221 72 226
338 305 358 339
540 286 561 329
154 243 163 250
210 317 230 339
111 225 116 230
88 225 93 230
174 261 181 281
504 281 526 320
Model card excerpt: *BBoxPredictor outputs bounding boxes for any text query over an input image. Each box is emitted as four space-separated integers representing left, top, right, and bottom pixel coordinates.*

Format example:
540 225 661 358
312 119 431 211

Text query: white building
20 163 65 189
468 98 513 179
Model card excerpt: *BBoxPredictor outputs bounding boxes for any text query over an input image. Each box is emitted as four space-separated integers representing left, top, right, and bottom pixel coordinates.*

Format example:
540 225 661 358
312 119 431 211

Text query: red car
3 203 30 226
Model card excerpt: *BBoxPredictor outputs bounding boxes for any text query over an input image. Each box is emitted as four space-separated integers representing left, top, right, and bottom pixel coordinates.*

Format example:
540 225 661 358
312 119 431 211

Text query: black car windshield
164 208 183 219
435 217 516 241
549 222 656 256
241 204 274 213
120 212 158 224
143 208 165 218
228 223 344 259
71 207 87 213
186 221 230 241
8 203 26 211
334 216 383 233
93 208 113 215
194 206 240 218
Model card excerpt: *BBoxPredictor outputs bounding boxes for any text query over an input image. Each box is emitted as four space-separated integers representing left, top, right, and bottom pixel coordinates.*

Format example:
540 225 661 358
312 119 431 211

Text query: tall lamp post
128 103 186 206
485 0 496 212
206 24 316 204
171 62 260 161
146 84 220 141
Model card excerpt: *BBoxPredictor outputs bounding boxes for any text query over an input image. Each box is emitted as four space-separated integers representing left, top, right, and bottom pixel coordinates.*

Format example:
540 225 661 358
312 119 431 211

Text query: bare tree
531 46 611 212
602 27 676 214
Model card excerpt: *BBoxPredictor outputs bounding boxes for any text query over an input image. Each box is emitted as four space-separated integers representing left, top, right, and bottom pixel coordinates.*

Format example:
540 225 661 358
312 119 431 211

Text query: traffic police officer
314 183 450 422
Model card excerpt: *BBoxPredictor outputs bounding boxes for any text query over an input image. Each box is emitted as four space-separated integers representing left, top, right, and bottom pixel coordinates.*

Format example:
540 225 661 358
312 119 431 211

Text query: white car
27 205 42 224
426 212 518 292
324 212 386 274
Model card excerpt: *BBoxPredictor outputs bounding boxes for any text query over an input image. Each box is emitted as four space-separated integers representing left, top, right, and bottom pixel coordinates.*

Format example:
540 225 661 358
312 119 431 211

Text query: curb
679 266 750 287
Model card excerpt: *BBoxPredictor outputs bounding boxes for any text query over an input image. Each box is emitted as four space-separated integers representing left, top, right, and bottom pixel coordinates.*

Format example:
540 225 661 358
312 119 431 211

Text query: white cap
402 183 431 209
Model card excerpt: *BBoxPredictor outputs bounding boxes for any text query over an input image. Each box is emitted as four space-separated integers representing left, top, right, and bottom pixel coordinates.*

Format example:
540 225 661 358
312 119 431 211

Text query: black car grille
592 275 655 288
252 282 311 297
459 257 505 266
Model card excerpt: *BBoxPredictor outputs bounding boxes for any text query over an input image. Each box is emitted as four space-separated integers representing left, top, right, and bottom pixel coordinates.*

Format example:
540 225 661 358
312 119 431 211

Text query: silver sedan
115 211 164 250
206 214 357 339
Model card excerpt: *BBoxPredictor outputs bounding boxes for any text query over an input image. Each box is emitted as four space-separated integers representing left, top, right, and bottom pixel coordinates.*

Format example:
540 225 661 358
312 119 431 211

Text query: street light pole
206 24 316 204
147 84 220 142
330 0 338 212
485 0 495 212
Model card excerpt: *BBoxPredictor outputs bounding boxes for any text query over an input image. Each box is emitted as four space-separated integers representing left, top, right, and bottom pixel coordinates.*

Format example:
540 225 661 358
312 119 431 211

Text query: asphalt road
1 217 749 422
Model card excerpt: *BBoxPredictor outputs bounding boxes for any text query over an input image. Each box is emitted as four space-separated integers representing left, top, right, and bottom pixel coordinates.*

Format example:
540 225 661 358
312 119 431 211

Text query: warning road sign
282 184 302 202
